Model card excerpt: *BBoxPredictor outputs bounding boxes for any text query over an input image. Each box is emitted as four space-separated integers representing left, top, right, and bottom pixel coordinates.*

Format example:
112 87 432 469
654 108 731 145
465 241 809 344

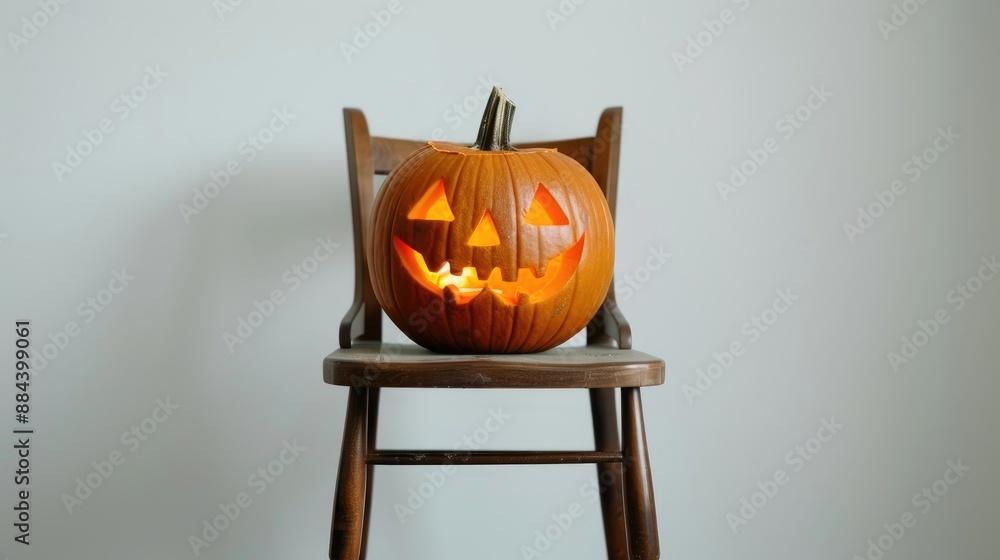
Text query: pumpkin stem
473 87 516 151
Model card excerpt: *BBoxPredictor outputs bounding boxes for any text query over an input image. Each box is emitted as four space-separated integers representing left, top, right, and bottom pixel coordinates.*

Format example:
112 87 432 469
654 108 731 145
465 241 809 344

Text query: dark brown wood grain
368 450 623 465
517 136 594 168
330 387 368 560
371 136 426 174
592 388 629 560
622 387 659 560
341 109 382 349
324 341 663 389
357 387 379 560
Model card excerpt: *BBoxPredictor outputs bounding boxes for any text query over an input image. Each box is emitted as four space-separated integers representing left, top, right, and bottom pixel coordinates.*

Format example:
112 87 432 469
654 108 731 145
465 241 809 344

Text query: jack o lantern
368 88 614 353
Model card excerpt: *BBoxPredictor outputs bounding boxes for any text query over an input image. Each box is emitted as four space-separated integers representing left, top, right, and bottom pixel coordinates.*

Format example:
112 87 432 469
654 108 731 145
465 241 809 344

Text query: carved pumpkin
368 88 614 353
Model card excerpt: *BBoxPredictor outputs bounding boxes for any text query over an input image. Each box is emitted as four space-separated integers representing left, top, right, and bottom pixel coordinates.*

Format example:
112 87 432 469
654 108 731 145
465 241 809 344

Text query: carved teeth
436 264 546 282
430 261 449 276
499 265 518 283
475 264 494 281
393 234 585 306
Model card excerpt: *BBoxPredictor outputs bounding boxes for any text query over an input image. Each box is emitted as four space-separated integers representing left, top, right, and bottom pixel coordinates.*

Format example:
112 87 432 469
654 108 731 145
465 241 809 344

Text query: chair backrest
340 107 631 349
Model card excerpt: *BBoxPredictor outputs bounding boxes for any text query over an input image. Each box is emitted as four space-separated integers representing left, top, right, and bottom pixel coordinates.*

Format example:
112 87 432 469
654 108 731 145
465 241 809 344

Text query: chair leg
358 388 380 560
330 387 369 560
621 387 659 560
590 388 629 560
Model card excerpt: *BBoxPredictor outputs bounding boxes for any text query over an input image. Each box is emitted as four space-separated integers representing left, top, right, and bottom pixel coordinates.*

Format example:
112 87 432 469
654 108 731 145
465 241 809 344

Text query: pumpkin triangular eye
524 184 569 226
467 211 501 246
407 179 454 221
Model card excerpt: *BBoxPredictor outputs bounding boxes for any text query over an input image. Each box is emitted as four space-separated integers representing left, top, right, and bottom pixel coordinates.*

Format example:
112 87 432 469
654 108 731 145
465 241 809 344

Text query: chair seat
324 341 665 389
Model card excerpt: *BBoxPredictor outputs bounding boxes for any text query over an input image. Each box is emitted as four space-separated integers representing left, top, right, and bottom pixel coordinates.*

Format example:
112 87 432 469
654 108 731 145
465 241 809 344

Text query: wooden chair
325 106 664 560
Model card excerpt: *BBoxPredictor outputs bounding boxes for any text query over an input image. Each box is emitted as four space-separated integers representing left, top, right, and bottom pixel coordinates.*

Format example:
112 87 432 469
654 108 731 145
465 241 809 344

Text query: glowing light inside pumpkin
407 179 454 221
467 211 501 246
393 235 585 305
524 184 569 226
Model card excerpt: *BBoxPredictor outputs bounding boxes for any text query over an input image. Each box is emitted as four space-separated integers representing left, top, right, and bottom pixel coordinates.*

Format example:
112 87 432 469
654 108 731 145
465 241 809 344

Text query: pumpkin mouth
393 235 585 305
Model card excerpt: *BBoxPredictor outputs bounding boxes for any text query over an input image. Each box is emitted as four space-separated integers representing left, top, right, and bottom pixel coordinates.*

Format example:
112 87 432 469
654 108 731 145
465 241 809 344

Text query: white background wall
2 0 998 559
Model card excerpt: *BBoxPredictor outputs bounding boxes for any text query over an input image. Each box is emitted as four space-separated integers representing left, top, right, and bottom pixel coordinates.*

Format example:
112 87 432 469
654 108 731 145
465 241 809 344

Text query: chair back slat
372 137 596 176
516 137 595 170
586 108 630 348
340 109 382 348
340 107 627 349
372 137 428 175
590 108 623 221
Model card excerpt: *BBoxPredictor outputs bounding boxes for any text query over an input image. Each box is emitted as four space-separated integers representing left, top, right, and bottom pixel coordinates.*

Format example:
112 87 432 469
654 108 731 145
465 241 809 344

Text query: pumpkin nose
467 211 500 246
